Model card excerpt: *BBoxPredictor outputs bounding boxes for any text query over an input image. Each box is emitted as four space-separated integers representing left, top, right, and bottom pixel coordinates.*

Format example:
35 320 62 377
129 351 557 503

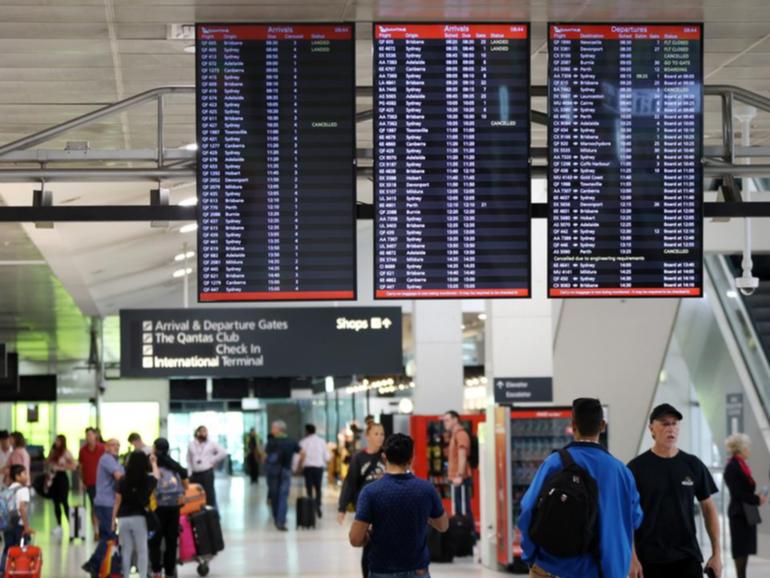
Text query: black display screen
196 23 357 302
374 24 531 299
548 23 703 298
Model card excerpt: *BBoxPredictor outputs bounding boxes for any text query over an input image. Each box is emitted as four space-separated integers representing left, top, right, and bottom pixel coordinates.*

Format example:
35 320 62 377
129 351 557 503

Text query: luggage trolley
178 484 224 577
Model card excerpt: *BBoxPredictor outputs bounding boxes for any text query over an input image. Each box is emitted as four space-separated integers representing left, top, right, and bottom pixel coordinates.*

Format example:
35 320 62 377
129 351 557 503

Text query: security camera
735 275 759 297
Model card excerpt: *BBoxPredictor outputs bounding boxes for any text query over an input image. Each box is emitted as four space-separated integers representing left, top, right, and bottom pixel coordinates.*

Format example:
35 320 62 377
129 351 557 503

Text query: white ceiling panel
0 0 767 362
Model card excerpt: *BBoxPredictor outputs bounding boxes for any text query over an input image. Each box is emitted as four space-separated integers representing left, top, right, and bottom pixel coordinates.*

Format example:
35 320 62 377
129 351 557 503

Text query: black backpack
529 448 600 559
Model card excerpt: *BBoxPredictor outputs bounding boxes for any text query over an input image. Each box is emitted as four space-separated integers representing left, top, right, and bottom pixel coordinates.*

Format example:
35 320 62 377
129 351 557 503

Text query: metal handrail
0 86 194 156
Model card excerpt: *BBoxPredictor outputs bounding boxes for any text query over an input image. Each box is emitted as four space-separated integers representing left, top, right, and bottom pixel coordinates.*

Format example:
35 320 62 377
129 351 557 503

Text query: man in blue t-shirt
518 398 643 578
349 433 448 578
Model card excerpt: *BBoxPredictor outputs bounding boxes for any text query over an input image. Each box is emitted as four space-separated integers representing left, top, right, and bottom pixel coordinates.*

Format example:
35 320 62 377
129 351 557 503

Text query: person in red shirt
78 427 105 540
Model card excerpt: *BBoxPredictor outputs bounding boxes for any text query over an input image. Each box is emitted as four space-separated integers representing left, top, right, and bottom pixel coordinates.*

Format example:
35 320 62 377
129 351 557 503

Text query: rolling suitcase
190 508 224 557
69 504 86 542
296 497 316 529
178 515 197 563
5 538 42 578
448 485 474 558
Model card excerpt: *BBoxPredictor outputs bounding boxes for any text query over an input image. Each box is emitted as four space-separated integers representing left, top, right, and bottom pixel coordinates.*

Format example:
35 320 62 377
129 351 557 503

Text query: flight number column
376 36 401 291
198 35 223 293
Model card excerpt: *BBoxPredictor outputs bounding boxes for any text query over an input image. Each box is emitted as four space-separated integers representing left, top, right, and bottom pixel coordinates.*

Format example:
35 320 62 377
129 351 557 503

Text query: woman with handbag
45 434 77 539
112 450 159 578
724 433 768 578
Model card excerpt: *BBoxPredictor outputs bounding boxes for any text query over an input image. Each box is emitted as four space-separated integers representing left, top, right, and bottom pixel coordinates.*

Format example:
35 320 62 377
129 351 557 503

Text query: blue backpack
155 468 184 508
0 486 21 531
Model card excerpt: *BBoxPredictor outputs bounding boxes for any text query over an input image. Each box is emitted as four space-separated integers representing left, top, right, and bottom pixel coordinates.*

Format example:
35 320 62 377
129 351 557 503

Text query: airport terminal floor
28 477 516 578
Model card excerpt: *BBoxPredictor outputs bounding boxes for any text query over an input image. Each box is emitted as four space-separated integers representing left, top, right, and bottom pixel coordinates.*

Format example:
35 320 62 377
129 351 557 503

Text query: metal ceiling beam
0 202 768 222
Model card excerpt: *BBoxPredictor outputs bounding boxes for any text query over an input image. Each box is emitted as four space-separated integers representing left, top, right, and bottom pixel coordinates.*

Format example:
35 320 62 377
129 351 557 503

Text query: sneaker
277 525 288 532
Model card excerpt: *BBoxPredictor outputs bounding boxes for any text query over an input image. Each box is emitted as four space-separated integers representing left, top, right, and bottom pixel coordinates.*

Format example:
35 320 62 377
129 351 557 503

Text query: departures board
548 23 703 298
374 24 531 299
196 24 357 302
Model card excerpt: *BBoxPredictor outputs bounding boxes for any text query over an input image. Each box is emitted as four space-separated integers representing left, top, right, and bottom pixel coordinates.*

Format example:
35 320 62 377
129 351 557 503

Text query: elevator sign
120 307 402 377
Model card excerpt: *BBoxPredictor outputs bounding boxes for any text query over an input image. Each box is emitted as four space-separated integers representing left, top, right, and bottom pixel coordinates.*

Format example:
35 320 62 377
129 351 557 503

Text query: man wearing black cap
628 404 721 578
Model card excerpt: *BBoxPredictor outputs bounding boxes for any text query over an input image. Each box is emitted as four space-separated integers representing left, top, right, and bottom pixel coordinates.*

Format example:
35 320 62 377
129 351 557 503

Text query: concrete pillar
411 300 464 415
480 218 554 569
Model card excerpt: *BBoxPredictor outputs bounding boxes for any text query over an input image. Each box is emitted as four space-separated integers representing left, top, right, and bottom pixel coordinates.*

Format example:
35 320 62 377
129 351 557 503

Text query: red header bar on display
197 24 353 41
550 24 701 41
376 288 529 298
200 290 355 302
375 23 528 40
510 409 572 419
549 287 701 298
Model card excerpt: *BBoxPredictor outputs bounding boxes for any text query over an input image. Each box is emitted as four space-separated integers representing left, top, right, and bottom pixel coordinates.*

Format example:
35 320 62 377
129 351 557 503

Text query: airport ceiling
0 0 770 363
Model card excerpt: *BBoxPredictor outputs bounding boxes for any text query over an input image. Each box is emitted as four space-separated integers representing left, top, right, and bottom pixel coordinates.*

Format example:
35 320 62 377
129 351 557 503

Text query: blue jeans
1 525 23 570
369 571 430 578
452 478 473 517
85 505 115 572
267 466 292 528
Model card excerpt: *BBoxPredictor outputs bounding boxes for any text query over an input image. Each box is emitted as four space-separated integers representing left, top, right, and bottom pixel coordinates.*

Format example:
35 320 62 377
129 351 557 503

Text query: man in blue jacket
518 398 643 578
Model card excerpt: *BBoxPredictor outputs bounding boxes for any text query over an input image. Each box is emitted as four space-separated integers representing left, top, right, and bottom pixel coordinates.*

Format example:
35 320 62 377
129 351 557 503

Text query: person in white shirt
0 464 34 570
299 424 331 517
0 431 12 483
186 426 228 508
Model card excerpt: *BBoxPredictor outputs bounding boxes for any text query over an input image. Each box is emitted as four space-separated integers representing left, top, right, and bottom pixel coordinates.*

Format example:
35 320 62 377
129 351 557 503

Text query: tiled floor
23 476 770 577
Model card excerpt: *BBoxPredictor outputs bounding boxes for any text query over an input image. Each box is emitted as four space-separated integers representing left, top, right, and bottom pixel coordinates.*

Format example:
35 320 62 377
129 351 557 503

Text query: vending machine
410 414 484 530
495 407 608 572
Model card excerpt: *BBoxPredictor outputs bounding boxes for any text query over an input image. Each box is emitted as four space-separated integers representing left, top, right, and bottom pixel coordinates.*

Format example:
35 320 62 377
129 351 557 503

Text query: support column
480 218 554 569
411 300 464 415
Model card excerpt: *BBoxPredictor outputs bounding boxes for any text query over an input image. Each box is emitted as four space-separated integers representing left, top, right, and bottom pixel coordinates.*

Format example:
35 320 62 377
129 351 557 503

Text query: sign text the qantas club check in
120 308 402 377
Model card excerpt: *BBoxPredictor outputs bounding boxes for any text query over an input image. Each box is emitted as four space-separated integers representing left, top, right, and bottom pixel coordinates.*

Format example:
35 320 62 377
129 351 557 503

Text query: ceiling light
478 313 487 321
398 398 414 414
172 267 193 278
179 223 197 234
178 196 198 207
181 142 198 151
726 290 738 299
183 45 196 54
174 251 196 262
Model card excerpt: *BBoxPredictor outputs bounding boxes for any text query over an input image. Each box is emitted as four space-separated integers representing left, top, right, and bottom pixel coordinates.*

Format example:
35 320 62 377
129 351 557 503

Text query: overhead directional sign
494 377 553 403
120 308 402 378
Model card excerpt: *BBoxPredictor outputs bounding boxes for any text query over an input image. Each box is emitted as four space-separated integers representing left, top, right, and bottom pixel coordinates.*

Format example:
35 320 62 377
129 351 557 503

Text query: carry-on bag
69 503 87 542
5 537 42 578
190 507 224 557
179 484 206 517
447 485 474 557
296 496 316 529
178 515 197 563
428 526 454 563
98 539 121 578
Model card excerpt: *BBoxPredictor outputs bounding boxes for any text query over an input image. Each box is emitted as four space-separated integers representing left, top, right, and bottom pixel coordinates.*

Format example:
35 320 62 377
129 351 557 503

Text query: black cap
649 403 683 423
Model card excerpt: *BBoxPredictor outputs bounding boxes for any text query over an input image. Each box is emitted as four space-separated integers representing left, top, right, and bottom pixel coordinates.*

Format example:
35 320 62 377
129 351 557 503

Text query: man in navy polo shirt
349 433 448 578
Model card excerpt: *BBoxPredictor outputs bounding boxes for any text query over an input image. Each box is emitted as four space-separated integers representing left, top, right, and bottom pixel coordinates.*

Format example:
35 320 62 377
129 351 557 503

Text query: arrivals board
374 24 531 299
548 23 703 298
196 24 357 302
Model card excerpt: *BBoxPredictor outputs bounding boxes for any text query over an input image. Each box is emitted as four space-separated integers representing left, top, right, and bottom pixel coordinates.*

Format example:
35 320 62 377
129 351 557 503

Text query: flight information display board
374 23 531 299
196 23 357 302
548 23 703 298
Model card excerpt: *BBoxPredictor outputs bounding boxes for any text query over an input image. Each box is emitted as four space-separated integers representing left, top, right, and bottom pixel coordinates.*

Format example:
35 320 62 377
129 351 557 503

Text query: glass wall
99 401 160 453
